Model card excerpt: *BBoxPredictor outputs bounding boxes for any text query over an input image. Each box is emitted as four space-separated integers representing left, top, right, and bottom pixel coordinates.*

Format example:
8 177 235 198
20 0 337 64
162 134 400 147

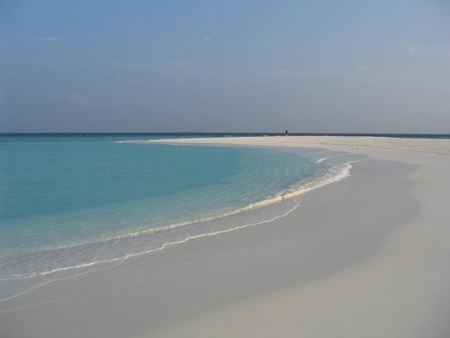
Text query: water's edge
0 141 366 301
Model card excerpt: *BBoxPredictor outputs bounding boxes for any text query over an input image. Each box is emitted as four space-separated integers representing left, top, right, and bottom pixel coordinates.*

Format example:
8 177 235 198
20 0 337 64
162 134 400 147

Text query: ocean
0 133 370 300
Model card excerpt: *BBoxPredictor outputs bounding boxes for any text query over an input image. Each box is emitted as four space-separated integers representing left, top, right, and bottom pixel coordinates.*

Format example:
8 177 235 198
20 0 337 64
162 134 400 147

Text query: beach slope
1 136 449 338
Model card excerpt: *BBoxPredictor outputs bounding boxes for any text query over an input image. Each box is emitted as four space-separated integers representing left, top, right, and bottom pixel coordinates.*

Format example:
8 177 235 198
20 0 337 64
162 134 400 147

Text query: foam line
0 160 355 302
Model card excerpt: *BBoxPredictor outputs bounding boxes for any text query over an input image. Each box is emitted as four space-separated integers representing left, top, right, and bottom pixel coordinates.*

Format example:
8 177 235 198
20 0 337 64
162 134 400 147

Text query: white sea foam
0 159 356 302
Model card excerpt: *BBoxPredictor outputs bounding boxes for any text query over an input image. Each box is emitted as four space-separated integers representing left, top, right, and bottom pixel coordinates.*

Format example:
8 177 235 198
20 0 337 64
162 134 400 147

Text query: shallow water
0 135 366 300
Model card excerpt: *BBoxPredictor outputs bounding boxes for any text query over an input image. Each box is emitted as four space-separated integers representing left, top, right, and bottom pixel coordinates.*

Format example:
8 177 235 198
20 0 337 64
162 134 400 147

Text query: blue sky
1 0 449 132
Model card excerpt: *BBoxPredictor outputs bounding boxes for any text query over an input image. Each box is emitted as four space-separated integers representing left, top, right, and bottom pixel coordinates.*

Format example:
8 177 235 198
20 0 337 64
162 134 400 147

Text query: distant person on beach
285 129 288 136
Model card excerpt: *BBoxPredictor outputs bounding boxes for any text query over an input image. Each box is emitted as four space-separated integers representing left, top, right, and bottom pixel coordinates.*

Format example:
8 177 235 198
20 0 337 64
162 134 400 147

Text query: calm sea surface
1 134 348 299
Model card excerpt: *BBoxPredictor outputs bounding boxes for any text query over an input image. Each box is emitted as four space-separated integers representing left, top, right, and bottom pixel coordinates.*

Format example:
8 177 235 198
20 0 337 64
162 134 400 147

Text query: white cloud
68 92 91 107
205 36 211 41
34 37 62 43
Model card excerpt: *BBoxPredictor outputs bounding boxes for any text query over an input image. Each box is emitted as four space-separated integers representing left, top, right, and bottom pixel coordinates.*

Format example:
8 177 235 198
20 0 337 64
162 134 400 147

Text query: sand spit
1 136 449 338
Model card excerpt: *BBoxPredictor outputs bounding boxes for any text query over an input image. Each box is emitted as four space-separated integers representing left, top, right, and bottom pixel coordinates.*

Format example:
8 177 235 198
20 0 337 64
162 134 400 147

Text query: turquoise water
1 136 315 255
1 135 337 299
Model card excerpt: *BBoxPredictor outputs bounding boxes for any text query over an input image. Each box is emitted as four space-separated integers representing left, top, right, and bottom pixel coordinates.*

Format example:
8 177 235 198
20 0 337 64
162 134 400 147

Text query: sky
1 0 449 133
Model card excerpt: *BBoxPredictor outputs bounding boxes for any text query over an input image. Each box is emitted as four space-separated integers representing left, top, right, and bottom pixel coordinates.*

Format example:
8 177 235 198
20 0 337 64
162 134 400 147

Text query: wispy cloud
404 43 450 58
111 60 194 71
263 66 419 86
34 37 62 43
68 92 91 107
265 69 353 79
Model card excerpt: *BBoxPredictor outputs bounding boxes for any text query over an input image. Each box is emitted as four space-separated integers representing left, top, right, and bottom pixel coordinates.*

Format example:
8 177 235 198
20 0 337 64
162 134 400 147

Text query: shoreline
0 144 350 302
1 136 450 338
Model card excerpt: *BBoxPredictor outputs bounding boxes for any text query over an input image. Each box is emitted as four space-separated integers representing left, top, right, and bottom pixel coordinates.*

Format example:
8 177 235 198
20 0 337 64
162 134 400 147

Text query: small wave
0 160 354 301
28 162 352 248
117 140 155 144
0 203 302 301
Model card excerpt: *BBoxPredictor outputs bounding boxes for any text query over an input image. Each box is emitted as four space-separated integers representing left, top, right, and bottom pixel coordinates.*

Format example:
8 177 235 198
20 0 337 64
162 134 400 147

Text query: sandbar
1 136 449 338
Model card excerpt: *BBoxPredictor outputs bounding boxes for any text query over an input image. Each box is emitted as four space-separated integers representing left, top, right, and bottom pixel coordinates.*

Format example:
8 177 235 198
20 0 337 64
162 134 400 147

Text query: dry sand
1 136 449 338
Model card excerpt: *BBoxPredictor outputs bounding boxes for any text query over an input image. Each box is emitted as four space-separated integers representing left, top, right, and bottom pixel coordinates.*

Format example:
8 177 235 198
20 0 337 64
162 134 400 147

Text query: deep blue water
2 132 449 139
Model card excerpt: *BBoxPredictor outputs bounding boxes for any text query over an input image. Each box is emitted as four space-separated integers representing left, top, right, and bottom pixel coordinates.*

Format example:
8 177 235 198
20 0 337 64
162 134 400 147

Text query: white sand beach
1 136 450 338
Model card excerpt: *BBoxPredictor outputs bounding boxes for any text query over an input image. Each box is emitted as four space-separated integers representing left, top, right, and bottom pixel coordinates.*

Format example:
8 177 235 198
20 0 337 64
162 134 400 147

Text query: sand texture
1 136 449 338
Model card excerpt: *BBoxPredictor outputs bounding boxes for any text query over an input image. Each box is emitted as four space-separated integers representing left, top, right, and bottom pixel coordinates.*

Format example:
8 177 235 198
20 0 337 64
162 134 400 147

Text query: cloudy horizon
1 0 449 133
